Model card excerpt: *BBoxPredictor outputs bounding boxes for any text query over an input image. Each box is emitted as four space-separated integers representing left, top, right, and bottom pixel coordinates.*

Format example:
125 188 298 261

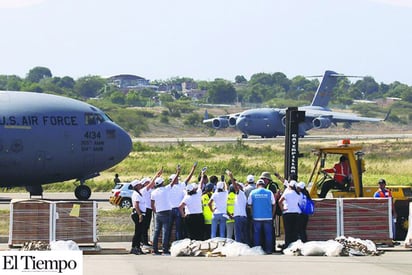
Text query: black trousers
184 213 204 241
131 212 144 248
282 213 302 248
141 208 152 245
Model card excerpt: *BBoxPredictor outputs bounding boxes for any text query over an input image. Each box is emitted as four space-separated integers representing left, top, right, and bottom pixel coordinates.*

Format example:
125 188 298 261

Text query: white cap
246 175 255 183
169 174 177 181
256 179 265 185
289 180 297 187
155 177 164 186
186 183 196 192
216 181 225 190
131 179 142 187
297 181 306 189
140 177 150 184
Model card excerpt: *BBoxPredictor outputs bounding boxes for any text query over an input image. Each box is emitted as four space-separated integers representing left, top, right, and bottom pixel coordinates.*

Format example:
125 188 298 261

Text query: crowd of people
127 163 313 255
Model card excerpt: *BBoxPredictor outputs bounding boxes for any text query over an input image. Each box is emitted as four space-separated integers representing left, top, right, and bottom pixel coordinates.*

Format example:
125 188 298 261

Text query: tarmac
1 241 412 275
2 193 412 274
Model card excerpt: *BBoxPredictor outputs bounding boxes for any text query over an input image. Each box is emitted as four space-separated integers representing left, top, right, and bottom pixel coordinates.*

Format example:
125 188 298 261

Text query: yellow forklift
307 139 412 240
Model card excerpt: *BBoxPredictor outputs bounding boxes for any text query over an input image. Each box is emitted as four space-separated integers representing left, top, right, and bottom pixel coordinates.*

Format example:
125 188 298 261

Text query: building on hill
107 74 158 92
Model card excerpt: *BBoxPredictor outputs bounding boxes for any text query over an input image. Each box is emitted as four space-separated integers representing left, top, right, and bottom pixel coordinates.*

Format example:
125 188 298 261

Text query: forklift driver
319 155 351 198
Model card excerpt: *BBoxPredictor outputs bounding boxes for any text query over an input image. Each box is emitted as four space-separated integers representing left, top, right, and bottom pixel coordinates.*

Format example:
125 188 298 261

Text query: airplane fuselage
0 91 132 189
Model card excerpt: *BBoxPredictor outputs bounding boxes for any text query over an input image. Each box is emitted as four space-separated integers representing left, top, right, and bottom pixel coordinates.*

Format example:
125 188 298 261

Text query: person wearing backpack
297 181 312 242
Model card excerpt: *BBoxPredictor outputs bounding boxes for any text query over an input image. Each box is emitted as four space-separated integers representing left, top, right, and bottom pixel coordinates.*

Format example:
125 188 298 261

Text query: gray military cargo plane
0 91 132 200
203 70 383 138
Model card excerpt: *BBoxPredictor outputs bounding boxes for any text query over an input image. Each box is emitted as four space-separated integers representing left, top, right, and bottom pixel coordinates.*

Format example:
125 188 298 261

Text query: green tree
58 76 75 89
206 79 236 104
235 75 247 84
352 77 379 100
110 91 126 105
74 76 105 98
26 66 52 83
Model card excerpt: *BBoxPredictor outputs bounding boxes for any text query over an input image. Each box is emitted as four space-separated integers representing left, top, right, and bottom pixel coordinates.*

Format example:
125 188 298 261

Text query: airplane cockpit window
85 113 106 125
103 113 113 122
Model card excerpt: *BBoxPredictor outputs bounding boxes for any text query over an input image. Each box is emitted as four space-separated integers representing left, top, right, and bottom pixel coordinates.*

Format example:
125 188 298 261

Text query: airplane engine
228 116 237 128
212 118 229 129
281 116 287 127
312 117 332 129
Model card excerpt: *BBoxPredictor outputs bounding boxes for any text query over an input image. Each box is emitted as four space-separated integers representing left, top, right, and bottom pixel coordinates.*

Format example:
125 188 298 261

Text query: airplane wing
301 106 383 129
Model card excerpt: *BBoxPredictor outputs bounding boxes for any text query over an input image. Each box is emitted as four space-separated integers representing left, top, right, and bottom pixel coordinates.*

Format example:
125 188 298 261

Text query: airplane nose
236 117 245 129
115 126 133 161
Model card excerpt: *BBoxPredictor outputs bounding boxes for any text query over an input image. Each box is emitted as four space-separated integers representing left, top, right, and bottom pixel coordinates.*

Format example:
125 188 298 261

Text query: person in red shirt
319 155 351 198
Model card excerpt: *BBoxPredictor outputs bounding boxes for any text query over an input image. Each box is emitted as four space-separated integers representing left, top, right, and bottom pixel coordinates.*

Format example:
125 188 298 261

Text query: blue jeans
234 216 249 244
253 220 273 254
153 211 171 253
211 213 226 238
169 207 184 241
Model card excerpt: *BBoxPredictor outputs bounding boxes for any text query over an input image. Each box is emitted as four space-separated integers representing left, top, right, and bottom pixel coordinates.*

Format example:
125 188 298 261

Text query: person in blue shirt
247 179 276 254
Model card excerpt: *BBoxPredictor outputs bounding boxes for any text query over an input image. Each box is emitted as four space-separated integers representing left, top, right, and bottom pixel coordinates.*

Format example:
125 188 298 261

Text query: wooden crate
306 198 392 243
9 200 53 245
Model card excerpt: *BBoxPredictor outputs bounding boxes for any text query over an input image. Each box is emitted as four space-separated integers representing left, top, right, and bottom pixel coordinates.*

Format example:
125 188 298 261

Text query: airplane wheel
75 185 91 200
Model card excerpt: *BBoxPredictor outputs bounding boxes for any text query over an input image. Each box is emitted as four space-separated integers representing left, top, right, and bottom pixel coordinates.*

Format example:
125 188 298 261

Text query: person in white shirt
151 177 172 255
168 162 197 241
140 177 153 247
227 170 249 244
278 180 303 249
179 170 206 241
208 181 228 238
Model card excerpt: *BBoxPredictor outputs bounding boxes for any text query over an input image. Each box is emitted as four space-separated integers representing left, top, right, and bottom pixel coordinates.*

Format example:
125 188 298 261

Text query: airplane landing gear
75 185 91 200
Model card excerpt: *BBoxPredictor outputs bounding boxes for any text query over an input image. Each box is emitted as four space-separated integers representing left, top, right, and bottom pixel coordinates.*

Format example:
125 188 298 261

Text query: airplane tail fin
310 70 339 107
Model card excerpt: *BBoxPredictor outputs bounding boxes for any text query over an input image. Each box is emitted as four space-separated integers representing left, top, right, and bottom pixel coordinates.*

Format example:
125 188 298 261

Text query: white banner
0 251 83 274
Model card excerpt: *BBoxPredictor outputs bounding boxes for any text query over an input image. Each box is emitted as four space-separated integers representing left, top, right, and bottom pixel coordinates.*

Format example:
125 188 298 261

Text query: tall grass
6 138 411 194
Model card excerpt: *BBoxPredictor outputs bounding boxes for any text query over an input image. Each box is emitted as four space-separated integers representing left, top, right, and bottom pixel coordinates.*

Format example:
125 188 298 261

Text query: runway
133 133 412 144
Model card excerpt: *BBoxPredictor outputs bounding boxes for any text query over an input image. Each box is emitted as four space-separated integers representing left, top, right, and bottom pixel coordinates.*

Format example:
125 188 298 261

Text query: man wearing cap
247 179 276 254
260 172 281 250
168 163 197 242
374 179 392 198
151 177 172 255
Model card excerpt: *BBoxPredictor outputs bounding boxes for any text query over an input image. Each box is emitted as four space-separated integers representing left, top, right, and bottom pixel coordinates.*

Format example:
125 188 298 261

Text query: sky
0 0 411 85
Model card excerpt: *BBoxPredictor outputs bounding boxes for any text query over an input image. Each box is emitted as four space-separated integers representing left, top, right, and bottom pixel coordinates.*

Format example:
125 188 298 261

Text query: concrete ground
2 193 412 274
1 241 412 275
